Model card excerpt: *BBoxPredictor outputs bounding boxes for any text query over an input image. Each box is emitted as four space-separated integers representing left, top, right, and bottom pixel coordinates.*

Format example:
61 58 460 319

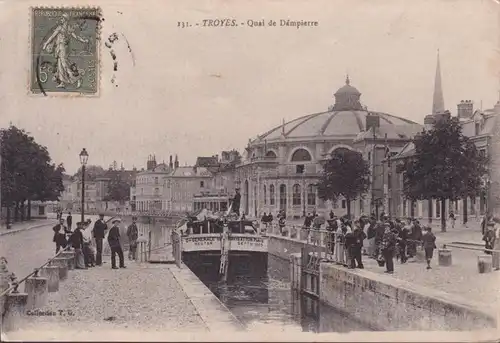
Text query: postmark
29 7 102 96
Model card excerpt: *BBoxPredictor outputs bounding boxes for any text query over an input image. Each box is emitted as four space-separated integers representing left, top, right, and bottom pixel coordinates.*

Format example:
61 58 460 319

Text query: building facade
382 53 496 223
234 76 422 219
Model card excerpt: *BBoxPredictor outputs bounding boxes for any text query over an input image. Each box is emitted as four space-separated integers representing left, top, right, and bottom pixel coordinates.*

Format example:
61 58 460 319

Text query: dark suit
107 225 124 268
66 215 73 230
232 193 241 215
52 224 68 253
93 219 108 265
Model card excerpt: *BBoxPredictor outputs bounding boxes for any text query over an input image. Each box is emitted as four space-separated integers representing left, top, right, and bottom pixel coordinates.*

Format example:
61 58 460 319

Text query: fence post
40 266 59 292
3 290 28 331
24 276 48 310
49 258 68 281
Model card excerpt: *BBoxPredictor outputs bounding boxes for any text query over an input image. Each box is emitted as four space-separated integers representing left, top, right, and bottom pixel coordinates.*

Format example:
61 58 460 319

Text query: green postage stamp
30 7 101 96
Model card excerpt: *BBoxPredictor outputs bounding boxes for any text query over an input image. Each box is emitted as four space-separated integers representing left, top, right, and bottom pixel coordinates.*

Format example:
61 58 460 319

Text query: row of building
59 52 497 223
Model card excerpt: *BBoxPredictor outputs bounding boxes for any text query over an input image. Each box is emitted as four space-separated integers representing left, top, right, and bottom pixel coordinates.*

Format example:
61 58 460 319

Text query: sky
0 0 499 174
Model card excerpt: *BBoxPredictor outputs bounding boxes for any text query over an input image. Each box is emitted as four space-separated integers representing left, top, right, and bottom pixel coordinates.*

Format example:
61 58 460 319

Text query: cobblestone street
9 263 207 333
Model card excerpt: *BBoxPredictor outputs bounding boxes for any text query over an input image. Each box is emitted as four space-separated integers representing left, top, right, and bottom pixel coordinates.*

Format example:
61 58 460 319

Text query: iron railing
0 245 71 298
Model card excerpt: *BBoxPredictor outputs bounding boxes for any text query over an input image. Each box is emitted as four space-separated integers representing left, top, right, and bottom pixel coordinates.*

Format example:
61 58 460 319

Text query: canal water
122 216 373 333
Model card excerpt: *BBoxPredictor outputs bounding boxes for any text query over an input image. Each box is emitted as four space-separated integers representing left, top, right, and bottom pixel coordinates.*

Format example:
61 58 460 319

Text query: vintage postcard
1 0 500 341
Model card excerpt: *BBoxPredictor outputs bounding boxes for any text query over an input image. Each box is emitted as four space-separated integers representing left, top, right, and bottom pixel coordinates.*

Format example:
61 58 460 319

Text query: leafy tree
1 126 64 222
400 115 487 232
317 148 371 218
73 165 105 181
104 172 131 204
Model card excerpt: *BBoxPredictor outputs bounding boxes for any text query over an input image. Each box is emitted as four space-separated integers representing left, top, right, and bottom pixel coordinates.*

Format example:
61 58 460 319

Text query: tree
104 172 131 204
317 148 371 218
400 115 487 232
73 165 105 181
1 126 65 222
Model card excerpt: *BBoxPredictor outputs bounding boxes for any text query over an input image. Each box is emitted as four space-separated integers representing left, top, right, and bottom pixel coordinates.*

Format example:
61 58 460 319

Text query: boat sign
182 234 268 253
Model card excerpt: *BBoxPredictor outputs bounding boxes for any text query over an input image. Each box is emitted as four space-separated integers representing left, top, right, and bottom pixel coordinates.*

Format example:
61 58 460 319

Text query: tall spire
432 49 445 114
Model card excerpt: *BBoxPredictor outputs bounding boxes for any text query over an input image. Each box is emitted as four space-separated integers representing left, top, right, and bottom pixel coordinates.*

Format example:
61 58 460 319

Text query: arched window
292 184 301 205
307 184 316 206
269 185 275 205
266 150 277 158
263 185 267 205
291 148 312 162
279 184 287 209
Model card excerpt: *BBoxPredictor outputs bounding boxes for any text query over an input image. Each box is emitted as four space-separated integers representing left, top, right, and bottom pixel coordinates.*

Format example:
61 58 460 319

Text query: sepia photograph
0 0 499 341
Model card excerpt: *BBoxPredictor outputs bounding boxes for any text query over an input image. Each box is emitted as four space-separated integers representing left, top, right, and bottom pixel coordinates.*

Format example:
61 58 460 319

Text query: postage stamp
29 7 101 96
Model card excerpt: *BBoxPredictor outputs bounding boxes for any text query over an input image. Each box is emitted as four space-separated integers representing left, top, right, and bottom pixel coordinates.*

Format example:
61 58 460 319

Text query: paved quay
8 263 211 333
272 223 499 311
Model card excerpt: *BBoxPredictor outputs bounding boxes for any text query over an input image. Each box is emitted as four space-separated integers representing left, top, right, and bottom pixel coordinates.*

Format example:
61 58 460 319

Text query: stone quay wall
319 263 497 331
267 232 497 331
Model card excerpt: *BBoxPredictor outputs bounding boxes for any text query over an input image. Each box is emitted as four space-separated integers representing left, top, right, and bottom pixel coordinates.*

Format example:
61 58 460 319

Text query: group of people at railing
266 211 439 274
51 214 143 270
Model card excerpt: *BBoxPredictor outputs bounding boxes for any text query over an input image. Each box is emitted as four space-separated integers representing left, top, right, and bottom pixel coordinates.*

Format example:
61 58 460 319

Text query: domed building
235 76 423 219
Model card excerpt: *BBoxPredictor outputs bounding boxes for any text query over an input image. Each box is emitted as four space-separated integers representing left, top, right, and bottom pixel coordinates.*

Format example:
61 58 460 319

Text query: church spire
432 49 445 114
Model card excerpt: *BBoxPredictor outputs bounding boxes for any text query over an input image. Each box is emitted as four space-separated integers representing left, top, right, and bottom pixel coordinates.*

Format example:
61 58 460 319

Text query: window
387 174 392 191
368 152 371 163
475 122 480 136
269 185 275 205
291 148 312 162
155 177 159 184
200 181 204 188
359 199 364 213
266 150 277 158
480 149 486 158
292 184 301 205
296 164 305 174
436 200 441 218
307 184 316 205
403 200 407 217
342 200 346 209
279 184 287 209
263 185 267 205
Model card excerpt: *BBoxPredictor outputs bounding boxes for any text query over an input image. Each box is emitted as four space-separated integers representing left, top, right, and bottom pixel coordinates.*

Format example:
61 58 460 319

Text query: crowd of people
52 213 141 270
261 210 438 274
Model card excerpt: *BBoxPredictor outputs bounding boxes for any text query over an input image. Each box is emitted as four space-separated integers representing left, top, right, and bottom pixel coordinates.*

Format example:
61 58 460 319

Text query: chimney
174 155 179 169
457 100 474 120
424 114 436 130
146 154 157 171
169 155 173 169
365 113 380 131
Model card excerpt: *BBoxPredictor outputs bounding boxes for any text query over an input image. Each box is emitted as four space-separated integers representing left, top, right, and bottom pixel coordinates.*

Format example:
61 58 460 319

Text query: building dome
252 77 422 144
334 76 361 96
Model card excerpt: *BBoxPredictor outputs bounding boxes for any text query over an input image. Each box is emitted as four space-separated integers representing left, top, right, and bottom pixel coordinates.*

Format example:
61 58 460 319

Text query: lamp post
79 148 89 222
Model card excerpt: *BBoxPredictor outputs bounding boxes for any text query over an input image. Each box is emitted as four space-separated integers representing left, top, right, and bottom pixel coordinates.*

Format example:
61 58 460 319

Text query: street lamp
79 148 89 222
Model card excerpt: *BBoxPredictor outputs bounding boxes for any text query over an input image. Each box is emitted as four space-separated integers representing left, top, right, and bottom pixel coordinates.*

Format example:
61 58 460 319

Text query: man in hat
69 222 86 269
52 218 68 254
108 219 126 269
126 217 139 261
232 188 241 216
93 213 108 266
82 220 95 267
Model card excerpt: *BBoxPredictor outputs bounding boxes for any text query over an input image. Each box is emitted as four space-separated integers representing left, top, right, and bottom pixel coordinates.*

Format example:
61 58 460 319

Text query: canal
121 216 374 333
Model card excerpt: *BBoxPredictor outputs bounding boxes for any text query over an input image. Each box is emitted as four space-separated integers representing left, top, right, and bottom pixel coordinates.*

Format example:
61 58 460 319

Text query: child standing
422 226 437 270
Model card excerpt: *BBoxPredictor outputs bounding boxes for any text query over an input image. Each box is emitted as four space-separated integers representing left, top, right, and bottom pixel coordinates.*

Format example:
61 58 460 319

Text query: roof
252 77 422 143
391 111 500 161
169 166 212 177
253 110 422 143
195 156 218 167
